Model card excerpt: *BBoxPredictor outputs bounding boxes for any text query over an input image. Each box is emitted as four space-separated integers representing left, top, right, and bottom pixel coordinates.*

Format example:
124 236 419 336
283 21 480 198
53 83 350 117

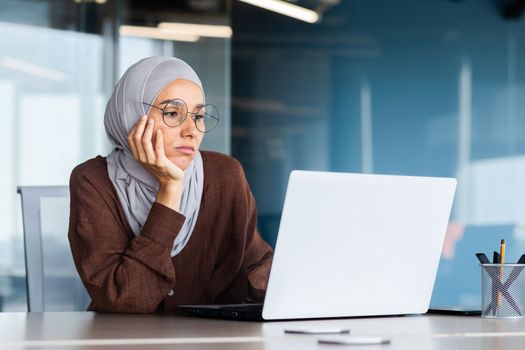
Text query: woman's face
147 79 205 170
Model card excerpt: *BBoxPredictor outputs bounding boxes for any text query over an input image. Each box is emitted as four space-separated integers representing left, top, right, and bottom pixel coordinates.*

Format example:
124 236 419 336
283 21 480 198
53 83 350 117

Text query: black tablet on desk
427 308 481 316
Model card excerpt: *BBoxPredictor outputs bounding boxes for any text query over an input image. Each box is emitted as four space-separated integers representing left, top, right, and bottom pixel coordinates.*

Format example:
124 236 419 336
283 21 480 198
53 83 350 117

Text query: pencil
497 239 506 313
500 239 506 264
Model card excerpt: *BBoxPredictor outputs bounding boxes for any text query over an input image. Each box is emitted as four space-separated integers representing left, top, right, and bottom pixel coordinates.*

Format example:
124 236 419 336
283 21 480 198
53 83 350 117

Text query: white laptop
177 170 457 321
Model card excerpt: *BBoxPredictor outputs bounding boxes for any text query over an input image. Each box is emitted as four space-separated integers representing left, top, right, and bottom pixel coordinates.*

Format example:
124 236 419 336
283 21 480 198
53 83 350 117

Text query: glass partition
232 0 525 309
0 0 230 311
40 197 90 310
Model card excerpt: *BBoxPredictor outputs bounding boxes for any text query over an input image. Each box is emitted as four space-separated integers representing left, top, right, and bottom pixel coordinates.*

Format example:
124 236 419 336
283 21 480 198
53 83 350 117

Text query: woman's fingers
127 124 140 160
132 116 148 162
154 129 166 164
142 118 156 163
128 119 184 185
156 130 184 181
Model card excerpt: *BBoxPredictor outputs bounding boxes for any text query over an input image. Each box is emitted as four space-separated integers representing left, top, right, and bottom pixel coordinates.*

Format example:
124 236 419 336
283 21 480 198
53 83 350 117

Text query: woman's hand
128 115 184 211
247 265 270 302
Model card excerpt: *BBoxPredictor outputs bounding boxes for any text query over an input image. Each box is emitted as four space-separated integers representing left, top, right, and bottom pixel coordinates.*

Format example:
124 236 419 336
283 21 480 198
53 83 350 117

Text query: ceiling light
0 56 66 82
119 25 200 42
238 0 319 23
157 22 232 38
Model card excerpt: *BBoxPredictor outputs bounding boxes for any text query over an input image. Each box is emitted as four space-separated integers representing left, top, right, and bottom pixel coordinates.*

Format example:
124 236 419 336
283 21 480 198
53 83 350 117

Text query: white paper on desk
318 336 390 345
284 328 350 334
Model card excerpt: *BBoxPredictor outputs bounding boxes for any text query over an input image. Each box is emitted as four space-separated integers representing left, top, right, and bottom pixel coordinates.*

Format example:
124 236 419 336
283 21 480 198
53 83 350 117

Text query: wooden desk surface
0 312 524 349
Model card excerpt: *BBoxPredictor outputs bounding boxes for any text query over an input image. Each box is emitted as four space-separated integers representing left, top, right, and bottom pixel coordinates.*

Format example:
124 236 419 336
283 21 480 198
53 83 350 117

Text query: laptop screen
263 170 456 320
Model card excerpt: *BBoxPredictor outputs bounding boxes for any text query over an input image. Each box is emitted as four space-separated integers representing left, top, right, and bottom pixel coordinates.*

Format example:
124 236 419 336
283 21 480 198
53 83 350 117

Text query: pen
475 253 490 264
490 251 501 315
477 251 494 313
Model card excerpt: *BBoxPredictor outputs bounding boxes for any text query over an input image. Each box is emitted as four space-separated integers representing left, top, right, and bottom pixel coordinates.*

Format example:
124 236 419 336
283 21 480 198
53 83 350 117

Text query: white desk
0 312 524 349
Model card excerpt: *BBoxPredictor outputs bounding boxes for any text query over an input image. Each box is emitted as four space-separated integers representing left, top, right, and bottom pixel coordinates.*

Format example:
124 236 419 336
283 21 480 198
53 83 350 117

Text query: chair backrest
17 186 90 312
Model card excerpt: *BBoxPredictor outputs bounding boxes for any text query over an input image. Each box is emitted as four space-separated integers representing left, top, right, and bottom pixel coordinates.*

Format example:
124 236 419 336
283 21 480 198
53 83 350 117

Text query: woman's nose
180 114 198 137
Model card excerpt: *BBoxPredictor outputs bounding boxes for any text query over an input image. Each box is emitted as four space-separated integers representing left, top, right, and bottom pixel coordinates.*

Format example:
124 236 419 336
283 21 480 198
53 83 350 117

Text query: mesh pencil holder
481 264 525 318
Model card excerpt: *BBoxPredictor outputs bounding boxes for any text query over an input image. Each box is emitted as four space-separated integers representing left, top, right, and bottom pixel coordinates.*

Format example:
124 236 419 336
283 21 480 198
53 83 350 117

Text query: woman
68 56 272 313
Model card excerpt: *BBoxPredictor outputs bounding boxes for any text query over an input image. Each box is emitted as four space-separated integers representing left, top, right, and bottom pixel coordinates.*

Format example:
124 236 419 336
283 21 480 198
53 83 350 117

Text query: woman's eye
195 114 205 120
163 111 179 118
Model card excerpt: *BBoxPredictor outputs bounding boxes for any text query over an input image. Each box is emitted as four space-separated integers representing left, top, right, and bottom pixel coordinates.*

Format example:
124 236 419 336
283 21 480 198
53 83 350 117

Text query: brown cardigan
68 151 273 313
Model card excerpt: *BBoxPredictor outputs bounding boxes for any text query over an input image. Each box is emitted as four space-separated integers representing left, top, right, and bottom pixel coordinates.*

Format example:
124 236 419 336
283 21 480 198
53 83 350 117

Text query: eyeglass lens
162 99 219 133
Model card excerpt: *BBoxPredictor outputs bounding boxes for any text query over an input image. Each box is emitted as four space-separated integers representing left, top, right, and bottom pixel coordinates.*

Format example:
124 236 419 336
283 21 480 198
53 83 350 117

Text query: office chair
17 186 90 312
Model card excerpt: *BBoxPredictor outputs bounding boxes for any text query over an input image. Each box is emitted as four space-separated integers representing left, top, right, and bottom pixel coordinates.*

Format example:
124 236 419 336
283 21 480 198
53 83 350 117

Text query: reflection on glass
232 0 525 309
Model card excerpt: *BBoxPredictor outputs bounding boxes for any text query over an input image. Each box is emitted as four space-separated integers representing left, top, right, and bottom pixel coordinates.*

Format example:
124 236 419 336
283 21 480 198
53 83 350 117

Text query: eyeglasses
142 99 219 133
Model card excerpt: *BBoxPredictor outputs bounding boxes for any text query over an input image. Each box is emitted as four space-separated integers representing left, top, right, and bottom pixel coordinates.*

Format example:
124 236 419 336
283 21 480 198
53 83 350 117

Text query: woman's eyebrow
189 103 205 112
157 100 204 109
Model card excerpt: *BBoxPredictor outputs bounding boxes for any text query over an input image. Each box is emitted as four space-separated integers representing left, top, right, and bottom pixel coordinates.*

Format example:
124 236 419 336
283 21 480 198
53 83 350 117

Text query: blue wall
232 0 525 309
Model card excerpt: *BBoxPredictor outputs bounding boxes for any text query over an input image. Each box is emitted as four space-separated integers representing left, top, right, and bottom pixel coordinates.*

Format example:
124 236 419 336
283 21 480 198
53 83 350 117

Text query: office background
1 0 525 311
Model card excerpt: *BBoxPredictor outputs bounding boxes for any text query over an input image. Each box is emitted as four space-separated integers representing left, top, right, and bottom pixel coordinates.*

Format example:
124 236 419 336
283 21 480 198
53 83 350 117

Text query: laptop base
177 303 264 321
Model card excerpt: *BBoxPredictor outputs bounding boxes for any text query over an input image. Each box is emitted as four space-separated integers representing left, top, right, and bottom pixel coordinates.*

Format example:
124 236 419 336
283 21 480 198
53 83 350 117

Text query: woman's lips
175 146 195 155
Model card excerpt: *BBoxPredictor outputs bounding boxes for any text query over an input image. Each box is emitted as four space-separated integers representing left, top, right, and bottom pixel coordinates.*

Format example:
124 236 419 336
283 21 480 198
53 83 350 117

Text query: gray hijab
104 56 204 257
